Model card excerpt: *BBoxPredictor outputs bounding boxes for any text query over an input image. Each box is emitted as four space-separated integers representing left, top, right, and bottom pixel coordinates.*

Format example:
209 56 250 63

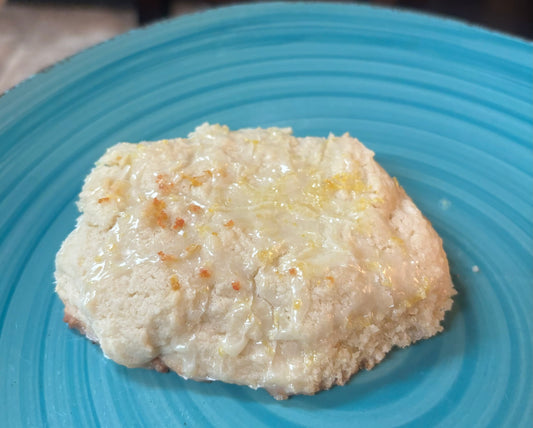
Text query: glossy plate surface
0 3 531 427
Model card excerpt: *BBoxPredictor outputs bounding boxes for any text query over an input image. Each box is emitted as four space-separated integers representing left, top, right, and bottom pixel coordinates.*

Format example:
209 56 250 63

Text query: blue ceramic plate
0 3 531 427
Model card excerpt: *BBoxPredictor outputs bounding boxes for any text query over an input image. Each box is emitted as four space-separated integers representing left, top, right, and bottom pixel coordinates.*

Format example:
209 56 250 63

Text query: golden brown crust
63 308 169 372
63 308 90 338
149 357 170 373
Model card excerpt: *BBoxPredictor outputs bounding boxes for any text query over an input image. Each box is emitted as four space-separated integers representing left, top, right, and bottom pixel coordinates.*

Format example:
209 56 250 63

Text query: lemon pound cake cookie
55 123 455 399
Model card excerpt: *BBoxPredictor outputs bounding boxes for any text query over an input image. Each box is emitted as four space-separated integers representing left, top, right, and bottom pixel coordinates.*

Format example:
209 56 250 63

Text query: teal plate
0 2 531 427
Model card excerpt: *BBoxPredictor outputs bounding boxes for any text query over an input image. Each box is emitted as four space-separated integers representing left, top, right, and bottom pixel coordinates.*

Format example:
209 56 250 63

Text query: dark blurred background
7 0 532 36
0 0 531 93
152 0 533 37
